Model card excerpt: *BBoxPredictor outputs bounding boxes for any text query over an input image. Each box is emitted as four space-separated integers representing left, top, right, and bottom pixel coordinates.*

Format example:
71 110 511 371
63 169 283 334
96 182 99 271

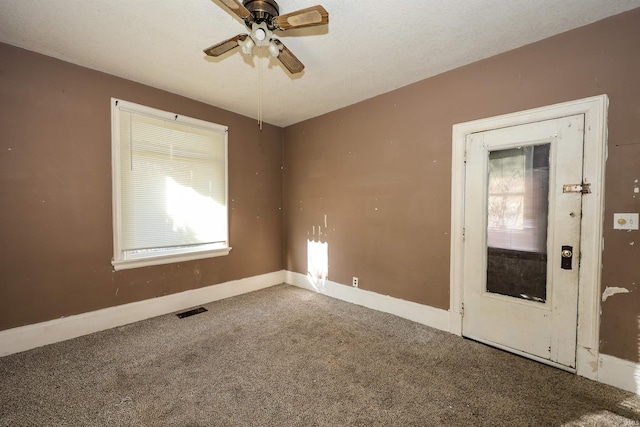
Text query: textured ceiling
1 0 639 127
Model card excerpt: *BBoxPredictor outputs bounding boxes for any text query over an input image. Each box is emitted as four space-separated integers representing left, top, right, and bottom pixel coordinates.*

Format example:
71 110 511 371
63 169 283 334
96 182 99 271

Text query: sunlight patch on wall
307 221 329 292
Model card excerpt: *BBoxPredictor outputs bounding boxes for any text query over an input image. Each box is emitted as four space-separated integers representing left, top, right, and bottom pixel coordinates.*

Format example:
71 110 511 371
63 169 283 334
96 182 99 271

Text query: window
486 144 550 253
111 99 230 271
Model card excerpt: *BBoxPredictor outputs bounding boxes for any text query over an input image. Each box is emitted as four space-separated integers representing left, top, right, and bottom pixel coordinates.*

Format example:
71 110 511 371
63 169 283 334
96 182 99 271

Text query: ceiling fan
204 0 329 74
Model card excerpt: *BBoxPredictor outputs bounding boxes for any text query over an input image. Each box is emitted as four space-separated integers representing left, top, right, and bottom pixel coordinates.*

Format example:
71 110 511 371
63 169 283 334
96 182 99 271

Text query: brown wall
0 43 284 331
283 9 640 362
1 9 639 363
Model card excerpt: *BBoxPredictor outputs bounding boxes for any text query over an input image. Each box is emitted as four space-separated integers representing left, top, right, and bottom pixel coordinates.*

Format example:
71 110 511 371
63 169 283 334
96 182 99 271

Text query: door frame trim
449 95 608 380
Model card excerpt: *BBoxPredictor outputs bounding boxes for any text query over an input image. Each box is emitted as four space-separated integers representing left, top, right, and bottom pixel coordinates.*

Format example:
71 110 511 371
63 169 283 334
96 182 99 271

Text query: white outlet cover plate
613 213 639 230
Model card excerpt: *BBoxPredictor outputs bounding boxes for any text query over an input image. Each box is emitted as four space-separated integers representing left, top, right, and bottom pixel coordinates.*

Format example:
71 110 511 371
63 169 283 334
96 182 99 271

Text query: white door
462 114 585 369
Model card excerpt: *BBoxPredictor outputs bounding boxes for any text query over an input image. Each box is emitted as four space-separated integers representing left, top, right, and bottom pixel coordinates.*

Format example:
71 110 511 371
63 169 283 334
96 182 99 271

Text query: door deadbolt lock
561 245 573 270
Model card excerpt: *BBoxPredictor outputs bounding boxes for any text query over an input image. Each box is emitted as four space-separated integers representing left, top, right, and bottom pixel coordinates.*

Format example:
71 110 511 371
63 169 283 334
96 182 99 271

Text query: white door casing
463 115 584 369
450 95 608 380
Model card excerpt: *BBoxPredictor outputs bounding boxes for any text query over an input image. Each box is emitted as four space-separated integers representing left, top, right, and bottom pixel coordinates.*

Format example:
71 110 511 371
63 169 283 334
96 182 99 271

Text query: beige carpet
1 284 639 426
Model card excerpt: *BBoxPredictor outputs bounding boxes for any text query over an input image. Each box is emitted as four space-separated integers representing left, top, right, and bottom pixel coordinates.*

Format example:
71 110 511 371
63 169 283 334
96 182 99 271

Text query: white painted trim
450 95 608 379
0 270 286 357
576 345 599 382
111 247 232 271
598 354 640 394
285 271 450 332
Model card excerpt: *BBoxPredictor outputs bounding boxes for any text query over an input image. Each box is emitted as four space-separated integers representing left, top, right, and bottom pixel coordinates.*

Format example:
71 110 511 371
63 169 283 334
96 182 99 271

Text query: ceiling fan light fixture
238 36 255 55
268 40 282 58
250 22 272 47
255 28 266 41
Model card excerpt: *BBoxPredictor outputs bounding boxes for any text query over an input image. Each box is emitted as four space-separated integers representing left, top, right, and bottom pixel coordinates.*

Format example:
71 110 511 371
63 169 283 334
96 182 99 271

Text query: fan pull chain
258 48 263 131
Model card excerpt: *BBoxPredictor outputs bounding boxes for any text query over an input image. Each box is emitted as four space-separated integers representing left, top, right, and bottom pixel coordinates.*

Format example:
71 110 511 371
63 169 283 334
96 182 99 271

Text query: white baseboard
3 269 638 396
285 271 451 333
598 353 640 394
0 270 286 357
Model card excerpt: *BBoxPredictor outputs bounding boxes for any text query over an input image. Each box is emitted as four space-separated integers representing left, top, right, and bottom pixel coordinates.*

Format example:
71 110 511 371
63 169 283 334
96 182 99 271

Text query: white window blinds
112 99 229 270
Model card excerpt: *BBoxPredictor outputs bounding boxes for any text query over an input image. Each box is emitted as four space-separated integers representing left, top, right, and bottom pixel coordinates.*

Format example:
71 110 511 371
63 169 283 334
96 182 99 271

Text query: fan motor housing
243 0 279 24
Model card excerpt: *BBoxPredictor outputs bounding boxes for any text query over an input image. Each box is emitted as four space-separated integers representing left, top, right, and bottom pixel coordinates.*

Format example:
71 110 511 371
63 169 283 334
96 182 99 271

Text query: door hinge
461 302 464 316
462 227 466 242
563 183 591 194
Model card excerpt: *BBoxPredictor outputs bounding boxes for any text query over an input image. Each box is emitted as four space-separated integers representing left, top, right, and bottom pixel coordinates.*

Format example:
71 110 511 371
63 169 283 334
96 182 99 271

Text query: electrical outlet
352 277 359 288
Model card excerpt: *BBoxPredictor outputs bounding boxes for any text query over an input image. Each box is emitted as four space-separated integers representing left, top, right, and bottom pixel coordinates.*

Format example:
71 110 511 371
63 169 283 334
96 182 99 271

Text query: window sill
112 247 232 271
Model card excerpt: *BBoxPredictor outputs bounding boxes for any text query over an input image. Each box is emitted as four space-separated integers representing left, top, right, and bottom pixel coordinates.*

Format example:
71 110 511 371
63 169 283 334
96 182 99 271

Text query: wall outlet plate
352 277 359 288
613 213 639 230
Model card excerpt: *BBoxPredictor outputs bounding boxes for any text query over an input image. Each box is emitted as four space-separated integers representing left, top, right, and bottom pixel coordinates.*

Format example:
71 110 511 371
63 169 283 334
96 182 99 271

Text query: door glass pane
486 144 550 302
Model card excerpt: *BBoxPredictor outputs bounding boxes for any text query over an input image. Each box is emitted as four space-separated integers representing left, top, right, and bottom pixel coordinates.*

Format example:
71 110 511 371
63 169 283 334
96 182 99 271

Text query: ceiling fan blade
273 5 329 31
272 40 304 74
217 0 253 22
204 34 248 57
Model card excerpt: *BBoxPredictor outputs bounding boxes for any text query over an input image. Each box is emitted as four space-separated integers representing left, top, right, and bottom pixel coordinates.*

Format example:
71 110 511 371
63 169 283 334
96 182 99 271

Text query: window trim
110 98 230 271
